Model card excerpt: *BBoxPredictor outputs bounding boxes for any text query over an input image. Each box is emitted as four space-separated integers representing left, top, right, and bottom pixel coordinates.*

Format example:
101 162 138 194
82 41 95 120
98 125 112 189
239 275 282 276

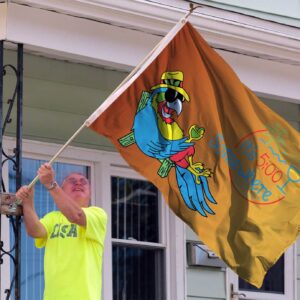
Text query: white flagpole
27 123 87 189
85 7 196 125
26 5 199 190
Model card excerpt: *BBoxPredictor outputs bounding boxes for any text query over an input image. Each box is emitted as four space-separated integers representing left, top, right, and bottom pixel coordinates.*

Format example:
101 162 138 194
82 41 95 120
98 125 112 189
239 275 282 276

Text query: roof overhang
1 0 300 101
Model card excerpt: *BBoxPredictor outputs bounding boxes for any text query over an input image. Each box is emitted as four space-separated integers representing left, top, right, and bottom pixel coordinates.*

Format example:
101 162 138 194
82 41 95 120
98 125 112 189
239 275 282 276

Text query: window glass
111 176 164 300
9 158 88 300
113 246 164 300
111 176 159 243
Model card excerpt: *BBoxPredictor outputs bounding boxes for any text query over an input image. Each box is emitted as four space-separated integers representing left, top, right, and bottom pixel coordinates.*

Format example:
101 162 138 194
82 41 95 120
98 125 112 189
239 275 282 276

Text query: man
16 163 107 300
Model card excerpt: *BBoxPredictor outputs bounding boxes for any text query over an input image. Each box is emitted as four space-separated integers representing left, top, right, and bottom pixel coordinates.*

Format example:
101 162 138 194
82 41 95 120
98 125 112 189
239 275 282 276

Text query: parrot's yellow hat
151 71 190 101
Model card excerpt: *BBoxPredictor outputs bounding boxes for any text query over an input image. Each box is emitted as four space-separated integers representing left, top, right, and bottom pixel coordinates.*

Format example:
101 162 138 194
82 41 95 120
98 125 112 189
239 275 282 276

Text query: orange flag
87 21 300 287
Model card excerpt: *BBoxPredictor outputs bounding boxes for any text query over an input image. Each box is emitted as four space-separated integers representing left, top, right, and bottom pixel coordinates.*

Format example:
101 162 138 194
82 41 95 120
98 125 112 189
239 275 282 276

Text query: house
0 1 299 299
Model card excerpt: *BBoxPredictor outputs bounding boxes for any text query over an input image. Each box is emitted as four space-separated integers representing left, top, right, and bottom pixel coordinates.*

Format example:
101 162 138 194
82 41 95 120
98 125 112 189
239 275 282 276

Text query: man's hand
16 186 34 206
38 163 55 189
17 185 46 238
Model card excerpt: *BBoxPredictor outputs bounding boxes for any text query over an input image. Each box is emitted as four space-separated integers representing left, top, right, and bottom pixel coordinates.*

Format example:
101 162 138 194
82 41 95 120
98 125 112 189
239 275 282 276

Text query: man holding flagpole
16 163 107 300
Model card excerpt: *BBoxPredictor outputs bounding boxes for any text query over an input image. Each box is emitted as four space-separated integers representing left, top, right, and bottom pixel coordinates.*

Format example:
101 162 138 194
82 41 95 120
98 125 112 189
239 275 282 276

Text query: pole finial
183 2 203 21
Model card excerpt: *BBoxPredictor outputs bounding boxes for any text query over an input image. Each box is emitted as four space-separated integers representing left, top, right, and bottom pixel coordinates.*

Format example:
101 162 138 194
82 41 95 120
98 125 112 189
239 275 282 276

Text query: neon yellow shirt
35 206 107 300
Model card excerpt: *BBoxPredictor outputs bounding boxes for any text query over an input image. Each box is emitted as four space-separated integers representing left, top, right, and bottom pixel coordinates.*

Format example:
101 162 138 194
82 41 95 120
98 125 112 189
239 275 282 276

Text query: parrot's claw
194 169 213 183
188 164 213 183
193 162 204 170
201 168 213 177
188 162 204 174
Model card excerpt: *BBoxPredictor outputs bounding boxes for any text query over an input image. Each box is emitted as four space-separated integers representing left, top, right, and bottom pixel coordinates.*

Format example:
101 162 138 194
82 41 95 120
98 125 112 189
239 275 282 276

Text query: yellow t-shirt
35 206 107 300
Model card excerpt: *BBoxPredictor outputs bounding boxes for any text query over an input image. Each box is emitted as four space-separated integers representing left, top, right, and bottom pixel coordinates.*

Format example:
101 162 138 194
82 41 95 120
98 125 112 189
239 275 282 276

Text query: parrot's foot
188 166 213 183
201 168 213 177
191 162 204 171
188 162 203 181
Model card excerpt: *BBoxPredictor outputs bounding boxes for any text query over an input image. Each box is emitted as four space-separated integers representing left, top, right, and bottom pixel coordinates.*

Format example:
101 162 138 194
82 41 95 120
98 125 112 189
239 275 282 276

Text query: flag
86 21 300 287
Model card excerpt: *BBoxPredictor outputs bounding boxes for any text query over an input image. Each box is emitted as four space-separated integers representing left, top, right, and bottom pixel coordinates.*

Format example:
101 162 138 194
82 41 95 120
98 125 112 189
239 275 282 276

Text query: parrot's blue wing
133 98 193 159
176 166 217 217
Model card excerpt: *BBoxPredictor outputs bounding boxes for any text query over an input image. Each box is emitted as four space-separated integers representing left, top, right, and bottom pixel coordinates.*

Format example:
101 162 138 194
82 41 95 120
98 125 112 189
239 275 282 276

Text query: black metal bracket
0 41 23 300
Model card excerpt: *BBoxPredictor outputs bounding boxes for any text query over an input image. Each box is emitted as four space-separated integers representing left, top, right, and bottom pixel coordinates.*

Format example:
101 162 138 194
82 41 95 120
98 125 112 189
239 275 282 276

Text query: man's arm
38 163 86 226
16 186 47 238
48 186 86 226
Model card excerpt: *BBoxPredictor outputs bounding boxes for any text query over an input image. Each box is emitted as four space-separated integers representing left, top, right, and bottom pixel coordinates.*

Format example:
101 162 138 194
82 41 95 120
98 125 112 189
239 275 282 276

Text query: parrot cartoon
120 71 217 217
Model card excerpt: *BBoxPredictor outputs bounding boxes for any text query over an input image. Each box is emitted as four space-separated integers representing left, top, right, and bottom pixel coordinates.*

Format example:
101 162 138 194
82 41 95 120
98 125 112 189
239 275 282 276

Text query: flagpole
27 123 87 189
25 4 200 190
98 3 201 102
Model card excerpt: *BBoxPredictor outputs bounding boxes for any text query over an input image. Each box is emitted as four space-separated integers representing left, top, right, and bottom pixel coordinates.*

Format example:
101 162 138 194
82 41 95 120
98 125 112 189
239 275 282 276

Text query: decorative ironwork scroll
0 42 23 300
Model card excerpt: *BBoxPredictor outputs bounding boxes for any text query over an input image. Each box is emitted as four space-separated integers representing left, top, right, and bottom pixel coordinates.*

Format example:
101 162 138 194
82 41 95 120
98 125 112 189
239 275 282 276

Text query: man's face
61 173 91 207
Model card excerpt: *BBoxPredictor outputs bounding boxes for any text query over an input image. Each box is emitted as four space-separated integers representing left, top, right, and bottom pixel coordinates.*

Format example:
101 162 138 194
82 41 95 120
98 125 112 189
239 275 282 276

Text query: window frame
1 137 186 300
100 159 186 300
0 137 96 300
109 167 167 300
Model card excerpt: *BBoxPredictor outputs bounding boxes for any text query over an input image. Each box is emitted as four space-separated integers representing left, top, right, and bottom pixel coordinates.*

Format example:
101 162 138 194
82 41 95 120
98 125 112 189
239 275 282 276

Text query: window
238 255 284 293
227 246 295 300
0 138 94 300
9 158 89 300
101 164 186 300
111 176 165 300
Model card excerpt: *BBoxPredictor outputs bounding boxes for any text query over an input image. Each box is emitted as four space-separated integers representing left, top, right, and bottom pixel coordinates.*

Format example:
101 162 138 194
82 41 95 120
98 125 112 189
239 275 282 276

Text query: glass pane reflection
111 177 159 243
113 246 164 300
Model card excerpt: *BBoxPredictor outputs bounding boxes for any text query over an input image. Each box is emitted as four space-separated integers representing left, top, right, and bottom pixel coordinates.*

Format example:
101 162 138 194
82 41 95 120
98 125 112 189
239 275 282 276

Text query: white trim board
0 2 7 40
2 1 300 68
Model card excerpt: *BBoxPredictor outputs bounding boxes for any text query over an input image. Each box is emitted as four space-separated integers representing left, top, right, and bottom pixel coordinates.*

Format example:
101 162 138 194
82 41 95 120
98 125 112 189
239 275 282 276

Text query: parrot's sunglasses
165 88 184 103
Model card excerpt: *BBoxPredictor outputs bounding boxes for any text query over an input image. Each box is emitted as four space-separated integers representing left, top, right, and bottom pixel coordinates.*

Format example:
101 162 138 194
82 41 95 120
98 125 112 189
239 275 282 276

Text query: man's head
61 173 91 207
